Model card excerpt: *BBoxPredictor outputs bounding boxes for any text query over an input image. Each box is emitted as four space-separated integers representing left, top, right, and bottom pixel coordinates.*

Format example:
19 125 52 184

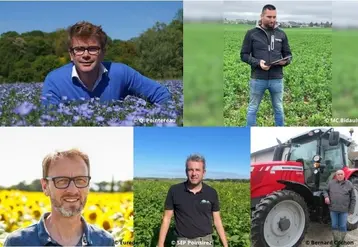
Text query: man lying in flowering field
41 21 172 107
3 148 115 246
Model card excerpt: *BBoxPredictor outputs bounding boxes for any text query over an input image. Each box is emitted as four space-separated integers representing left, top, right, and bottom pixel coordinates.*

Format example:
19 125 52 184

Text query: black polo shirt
164 181 220 238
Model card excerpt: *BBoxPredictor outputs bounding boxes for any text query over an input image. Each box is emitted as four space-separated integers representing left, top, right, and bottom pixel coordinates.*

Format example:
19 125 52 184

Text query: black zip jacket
240 23 292 80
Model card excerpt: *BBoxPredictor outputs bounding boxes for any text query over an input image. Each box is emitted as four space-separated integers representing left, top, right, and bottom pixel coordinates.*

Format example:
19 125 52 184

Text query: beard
50 196 87 217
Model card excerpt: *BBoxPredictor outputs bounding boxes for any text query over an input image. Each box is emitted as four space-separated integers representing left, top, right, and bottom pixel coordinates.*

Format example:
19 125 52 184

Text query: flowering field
0 190 133 247
134 179 250 247
0 80 183 126
224 24 331 126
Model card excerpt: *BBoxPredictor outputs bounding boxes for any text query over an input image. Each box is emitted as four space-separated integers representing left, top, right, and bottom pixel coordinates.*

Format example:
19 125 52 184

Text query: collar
184 180 204 193
335 178 346 183
37 212 92 246
71 63 108 92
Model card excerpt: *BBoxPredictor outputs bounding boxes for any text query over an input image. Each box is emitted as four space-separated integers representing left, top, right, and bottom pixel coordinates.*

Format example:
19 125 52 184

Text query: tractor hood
251 160 305 201
251 160 303 170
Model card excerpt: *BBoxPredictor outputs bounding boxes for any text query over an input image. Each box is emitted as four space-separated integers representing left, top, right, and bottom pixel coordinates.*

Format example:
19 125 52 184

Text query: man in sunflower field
3 148 115 246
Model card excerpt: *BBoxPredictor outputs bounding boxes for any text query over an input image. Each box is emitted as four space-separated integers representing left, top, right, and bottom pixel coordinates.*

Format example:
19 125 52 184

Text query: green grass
133 179 250 247
224 24 332 126
184 22 223 126
332 29 358 125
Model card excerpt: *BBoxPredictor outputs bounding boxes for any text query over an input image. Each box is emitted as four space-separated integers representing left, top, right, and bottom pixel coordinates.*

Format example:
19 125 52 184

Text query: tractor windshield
321 137 344 170
288 138 318 186
288 138 318 162
319 136 347 186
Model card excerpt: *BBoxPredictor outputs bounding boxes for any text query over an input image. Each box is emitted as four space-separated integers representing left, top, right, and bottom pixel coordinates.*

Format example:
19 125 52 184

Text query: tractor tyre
251 189 309 247
347 176 358 230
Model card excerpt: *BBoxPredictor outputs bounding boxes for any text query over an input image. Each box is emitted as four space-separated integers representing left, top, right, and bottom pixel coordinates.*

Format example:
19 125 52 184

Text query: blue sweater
41 61 172 106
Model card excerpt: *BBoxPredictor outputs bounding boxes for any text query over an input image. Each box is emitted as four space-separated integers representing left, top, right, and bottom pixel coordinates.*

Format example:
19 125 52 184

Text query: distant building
251 145 276 163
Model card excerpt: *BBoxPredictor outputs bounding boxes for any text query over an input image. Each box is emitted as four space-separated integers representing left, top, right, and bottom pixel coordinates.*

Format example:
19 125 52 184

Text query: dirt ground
300 222 358 247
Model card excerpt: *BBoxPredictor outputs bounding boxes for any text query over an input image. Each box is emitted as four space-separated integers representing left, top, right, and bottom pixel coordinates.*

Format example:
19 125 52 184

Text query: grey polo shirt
3 212 115 246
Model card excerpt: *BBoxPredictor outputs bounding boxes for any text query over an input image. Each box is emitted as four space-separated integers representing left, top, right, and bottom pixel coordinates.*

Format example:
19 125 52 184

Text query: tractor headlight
313 155 321 162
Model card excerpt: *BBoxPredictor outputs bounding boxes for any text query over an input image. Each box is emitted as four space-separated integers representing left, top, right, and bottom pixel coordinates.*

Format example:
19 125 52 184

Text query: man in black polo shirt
157 154 228 247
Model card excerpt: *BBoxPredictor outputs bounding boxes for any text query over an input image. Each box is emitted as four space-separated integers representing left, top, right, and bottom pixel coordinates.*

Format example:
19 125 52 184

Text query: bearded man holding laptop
240 4 292 127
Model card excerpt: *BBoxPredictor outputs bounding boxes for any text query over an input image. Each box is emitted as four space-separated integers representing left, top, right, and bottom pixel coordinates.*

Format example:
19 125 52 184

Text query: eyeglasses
70 46 100 55
45 176 91 189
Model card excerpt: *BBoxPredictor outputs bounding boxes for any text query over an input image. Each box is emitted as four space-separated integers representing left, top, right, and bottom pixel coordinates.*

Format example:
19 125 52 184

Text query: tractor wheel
251 190 309 247
347 176 358 230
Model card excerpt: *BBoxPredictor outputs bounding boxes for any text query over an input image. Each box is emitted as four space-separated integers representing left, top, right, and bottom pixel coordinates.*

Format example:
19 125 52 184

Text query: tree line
134 177 250 182
224 19 332 28
0 9 182 83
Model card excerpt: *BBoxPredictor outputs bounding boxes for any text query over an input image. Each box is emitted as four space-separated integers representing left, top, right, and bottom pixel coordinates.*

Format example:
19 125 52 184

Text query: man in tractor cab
323 170 356 246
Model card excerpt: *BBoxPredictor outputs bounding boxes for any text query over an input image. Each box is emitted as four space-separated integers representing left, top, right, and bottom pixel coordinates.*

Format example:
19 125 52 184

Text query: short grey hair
185 153 206 170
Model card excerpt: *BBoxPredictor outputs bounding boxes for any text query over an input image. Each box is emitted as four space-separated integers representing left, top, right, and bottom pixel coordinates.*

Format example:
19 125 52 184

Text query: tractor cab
276 128 351 191
251 128 358 247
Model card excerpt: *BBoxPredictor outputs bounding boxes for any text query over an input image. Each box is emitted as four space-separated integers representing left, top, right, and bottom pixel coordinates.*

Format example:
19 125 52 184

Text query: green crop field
133 179 250 247
184 22 224 126
224 24 332 126
332 29 358 125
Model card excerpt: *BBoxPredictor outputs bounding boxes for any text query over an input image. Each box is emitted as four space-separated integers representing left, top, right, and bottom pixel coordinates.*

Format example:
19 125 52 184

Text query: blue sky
0 1 182 40
134 127 250 179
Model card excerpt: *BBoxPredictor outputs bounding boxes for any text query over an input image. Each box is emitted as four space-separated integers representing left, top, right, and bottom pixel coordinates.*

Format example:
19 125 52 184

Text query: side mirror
329 131 340 146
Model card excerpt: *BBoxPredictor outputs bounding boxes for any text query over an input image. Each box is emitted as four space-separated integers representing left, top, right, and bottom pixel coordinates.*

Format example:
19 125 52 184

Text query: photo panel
0 127 133 247
0 1 183 127
332 1 358 126
224 1 332 127
133 127 250 247
183 1 224 126
251 126 358 247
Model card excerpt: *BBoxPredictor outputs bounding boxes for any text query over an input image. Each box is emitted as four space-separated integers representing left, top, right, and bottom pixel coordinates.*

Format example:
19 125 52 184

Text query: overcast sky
223 1 332 23
251 127 358 153
184 1 223 20
0 127 133 187
185 1 358 27
332 1 358 27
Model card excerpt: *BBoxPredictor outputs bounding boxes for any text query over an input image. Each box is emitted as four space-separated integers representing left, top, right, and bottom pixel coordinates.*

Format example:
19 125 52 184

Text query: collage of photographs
0 0 357 247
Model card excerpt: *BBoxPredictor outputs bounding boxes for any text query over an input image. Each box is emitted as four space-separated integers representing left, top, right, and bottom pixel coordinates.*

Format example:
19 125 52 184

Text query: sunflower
98 212 114 231
84 205 102 225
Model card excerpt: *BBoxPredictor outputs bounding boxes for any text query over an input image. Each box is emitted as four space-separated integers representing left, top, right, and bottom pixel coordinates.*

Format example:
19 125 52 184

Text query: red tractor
251 128 358 247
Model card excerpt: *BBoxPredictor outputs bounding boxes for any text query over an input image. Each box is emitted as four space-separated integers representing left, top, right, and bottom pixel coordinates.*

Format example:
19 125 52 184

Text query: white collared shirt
72 63 108 92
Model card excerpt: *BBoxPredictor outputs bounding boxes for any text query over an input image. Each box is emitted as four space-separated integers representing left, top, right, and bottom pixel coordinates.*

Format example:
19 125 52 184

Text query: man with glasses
4 148 115 246
41 21 172 107
323 170 356 247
